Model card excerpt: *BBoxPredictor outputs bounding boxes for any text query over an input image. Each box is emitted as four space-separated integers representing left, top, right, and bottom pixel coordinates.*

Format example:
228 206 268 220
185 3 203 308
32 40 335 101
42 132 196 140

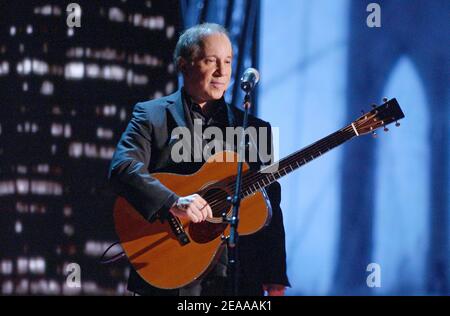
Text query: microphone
240 68 260 93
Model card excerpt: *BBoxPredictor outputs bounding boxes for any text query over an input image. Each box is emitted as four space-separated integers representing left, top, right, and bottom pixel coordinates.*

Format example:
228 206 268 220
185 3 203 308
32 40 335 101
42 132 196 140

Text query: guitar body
113 151 271 289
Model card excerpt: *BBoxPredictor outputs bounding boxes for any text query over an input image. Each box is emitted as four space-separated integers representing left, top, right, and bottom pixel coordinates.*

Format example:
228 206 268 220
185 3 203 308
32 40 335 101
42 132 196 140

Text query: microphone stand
223 91 252 296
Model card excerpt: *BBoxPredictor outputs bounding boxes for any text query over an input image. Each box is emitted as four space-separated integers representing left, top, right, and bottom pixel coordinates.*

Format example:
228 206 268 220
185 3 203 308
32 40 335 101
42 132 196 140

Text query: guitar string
180 110 392 223
202 126 356 223
202 125 357 216
204 125 355 211
198 110 385 217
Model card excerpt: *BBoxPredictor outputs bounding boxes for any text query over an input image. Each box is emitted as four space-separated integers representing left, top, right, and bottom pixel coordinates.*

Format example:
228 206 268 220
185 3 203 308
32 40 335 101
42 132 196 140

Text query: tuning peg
383 97 388 103
384 126 389 132
395 121 401 127
372 131 378 138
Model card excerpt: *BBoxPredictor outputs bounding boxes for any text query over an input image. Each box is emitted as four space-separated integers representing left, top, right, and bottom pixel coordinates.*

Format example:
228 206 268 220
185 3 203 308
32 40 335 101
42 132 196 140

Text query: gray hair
173 23 230 71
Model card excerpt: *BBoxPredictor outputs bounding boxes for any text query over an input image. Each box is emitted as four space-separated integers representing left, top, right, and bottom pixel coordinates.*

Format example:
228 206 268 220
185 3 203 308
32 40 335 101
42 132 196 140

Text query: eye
205 58 216 64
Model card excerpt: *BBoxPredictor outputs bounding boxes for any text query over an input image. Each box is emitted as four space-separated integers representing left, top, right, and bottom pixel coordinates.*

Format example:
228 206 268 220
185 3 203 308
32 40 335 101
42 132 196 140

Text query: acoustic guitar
113 98 405 289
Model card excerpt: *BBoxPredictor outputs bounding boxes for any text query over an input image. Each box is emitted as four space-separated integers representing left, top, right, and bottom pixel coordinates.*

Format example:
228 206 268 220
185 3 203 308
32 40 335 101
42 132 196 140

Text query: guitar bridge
168 214 190 246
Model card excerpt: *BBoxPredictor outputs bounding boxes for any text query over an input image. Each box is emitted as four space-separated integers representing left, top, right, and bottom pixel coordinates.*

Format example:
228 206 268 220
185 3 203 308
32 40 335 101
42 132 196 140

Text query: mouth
210 82 225 88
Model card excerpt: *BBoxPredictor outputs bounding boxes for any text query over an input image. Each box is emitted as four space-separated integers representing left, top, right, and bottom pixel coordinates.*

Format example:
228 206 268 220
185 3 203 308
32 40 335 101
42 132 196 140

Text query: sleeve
108 102 179 220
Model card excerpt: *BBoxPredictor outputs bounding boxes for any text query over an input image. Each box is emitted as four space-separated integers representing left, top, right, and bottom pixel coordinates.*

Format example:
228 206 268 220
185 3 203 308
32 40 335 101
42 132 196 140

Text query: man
108 23 289 296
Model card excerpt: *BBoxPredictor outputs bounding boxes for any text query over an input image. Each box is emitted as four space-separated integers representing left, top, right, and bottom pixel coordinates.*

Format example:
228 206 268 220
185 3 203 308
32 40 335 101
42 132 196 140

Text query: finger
193 199 208 221
189 205 204 222
205 204 213 219
187 208 200 223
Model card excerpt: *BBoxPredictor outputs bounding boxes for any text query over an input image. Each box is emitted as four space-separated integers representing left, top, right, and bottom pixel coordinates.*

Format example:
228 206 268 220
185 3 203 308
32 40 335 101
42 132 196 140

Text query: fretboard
239 124 356 197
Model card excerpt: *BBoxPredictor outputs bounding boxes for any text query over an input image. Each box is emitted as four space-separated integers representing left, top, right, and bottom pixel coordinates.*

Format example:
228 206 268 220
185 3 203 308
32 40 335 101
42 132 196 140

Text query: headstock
352 98 405 137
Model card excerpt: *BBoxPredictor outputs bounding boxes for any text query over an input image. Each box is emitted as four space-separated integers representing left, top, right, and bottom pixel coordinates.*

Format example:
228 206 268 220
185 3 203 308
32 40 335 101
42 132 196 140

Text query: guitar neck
240 124 357 197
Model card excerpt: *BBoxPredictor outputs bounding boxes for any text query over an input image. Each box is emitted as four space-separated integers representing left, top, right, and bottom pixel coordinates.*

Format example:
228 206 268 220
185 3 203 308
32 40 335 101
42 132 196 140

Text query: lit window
100 146 115 160
103 104 117 116
85 241 116 256
97 127 113 140
51 123 63 137
64 124 72 138
65 62 85 79
36 5 52 15
166 25 175 39
84 143 98 158
103 65 125 81
133 73 149 85
16 279 29 295
37 164 49 174
69 142 83 158
41 81 54 95
15 221 23 234
109 7 125 22
53 6 62 15
120 109 127 121
165 81 175 95
66 47 84 58
2 281 13 295
1 260 13 275
26 25 33 34
0 181 15 196
17 258 28 275
0 61 9 76
16 179 29 194
30 180 63 196
10 26 16 36
168 63 176 74
16 202 28 213
86 64 100 78
33 59 49 75
17 58 32 75
17 165 27 174
63 206 72 217
29 258 45 274
63 224 74 236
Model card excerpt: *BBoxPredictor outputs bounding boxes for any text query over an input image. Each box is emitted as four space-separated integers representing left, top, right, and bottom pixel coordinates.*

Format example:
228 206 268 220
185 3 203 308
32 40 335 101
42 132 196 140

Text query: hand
263 284 286 296
169 194 213 223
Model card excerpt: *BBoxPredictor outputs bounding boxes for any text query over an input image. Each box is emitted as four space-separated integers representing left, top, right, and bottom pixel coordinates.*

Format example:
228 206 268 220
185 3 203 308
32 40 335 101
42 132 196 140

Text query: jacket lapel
165 90 199 162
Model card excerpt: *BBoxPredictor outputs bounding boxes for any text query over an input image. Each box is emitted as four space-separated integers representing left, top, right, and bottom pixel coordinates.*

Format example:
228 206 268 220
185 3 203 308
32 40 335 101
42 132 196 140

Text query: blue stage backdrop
258 0 448 295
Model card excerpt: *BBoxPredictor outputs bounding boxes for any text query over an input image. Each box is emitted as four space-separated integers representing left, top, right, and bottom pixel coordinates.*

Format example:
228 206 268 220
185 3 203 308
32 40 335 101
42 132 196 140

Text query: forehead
198 33 232 56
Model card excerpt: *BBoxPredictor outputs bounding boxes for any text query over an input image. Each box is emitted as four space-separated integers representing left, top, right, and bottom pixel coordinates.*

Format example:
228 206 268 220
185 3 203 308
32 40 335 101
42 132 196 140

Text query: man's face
181 33 233 105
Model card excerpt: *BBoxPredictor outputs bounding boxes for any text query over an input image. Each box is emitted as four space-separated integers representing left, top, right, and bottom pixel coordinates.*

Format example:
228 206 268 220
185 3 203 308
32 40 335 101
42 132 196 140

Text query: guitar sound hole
203 188 231 218
188 188 230 244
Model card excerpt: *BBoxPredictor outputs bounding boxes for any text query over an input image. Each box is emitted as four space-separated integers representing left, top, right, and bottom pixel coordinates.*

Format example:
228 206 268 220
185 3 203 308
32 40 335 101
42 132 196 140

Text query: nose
214 60 228 77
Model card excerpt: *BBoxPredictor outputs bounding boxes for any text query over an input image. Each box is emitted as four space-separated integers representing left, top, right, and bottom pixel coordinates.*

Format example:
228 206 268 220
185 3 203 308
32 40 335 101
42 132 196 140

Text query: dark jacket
108 90 290 295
